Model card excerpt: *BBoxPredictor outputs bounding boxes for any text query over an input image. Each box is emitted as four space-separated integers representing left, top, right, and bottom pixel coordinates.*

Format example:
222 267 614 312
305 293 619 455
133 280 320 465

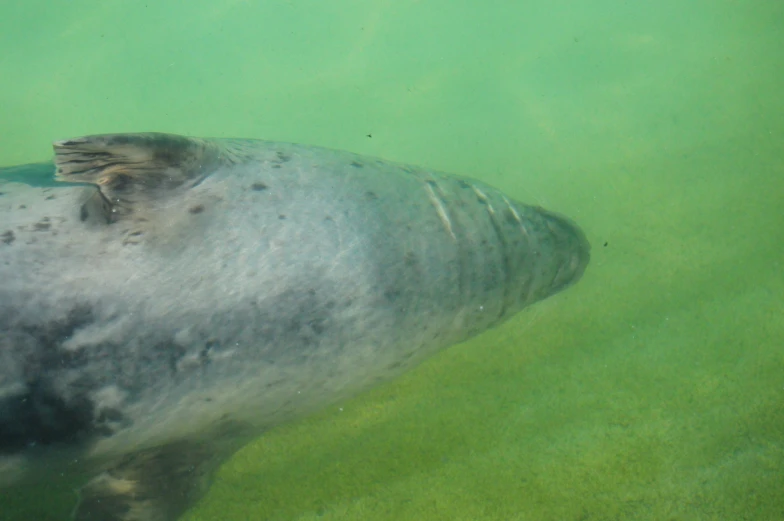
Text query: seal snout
539 210 591 294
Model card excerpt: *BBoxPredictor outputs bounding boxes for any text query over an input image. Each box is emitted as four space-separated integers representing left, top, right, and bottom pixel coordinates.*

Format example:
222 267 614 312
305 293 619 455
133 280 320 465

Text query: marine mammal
0 133 589 520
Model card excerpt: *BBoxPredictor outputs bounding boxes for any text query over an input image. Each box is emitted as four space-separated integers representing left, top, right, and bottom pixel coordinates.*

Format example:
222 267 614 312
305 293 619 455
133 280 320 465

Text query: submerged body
0 134 589 520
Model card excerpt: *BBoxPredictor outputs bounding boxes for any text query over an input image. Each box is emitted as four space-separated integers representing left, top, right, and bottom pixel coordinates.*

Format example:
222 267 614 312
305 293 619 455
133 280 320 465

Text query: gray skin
0 133 589 521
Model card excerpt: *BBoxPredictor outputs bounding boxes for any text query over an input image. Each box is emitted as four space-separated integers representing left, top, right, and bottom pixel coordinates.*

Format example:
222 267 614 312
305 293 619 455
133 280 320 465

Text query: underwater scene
0 1 782 520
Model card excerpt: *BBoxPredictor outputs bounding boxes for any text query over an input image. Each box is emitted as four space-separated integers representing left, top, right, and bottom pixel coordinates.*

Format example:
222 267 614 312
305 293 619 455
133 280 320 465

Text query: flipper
52 133 256 244
73 439 232 521
53 134 221 225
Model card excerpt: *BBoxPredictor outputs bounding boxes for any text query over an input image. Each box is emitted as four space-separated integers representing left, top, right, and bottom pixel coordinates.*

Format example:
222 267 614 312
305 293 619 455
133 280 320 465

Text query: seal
0 133 590 520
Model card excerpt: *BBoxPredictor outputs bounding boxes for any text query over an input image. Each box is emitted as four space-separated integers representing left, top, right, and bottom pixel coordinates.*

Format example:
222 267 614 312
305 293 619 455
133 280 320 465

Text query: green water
1 1 782 520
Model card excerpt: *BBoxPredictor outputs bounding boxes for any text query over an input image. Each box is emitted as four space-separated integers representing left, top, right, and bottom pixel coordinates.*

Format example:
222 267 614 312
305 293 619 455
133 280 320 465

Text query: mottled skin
0 134 589 520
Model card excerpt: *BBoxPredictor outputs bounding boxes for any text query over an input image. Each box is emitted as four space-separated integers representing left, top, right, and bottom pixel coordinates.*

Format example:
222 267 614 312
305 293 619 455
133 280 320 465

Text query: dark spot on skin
276 151 291 163
251 182 268 191
286 317 301 335
80 205 89 221
128 230 143 237
0 192 5 196
165 342 187 375
365 191 378 200
45 195 56 200
271 164 281 169
604 242 609 247
426 179 437 188
2 230 14 244
0 305 113 453
384 288 401 301
350 161 364 168
18 205 26 209
458 180 471 189
0 382 98 452
96 407 125 424
189 204 205 214
200 340 217 367
308 319 326 335
34 218 51 231
324 215 333 221
199 339 220 368
278 214 286 220
404 251 417 266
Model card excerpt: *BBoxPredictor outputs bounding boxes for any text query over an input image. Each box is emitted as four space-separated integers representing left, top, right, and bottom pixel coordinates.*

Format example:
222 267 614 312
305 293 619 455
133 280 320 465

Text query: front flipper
52 134 223 245
73 440 231 521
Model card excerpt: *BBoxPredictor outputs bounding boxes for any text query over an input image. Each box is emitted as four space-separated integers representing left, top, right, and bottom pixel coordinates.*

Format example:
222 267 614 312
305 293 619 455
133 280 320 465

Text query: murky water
1 1 782 519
